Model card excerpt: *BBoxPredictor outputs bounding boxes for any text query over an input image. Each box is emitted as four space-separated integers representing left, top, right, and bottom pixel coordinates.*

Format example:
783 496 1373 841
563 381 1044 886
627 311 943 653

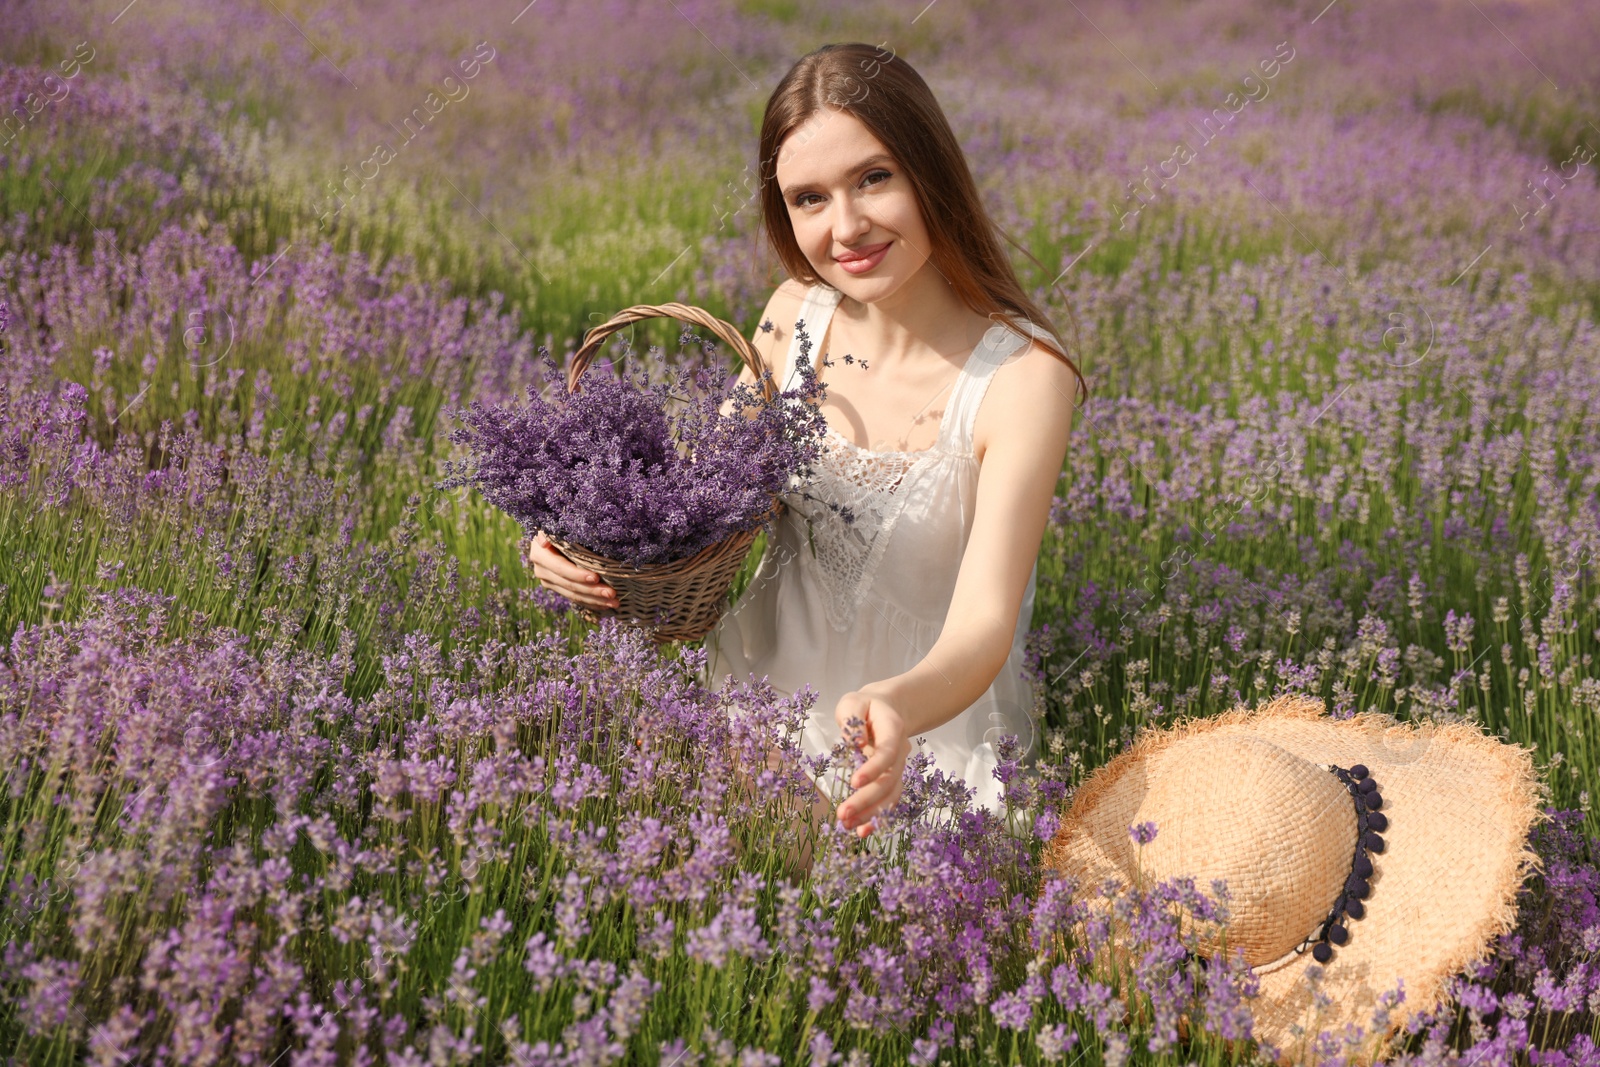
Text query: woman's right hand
524 531 621 610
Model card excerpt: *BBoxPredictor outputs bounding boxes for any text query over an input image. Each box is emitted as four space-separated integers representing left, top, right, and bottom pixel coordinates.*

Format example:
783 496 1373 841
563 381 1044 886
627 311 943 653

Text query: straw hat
1042 694 1545 1065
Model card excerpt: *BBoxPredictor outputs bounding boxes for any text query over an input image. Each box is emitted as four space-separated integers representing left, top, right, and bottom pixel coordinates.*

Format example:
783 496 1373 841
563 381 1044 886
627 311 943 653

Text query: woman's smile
835 240 891 274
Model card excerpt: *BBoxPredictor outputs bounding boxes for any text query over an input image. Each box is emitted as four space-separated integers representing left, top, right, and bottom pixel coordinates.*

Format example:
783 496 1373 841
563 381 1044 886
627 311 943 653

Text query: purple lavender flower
438 329 830 567
683 902 771 968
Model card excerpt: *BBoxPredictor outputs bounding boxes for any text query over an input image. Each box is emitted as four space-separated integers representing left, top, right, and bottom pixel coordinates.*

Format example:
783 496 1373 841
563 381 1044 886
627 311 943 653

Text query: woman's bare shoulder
974 332 1079 463
726 280 812 402
762 279 810 346
753 280 813 372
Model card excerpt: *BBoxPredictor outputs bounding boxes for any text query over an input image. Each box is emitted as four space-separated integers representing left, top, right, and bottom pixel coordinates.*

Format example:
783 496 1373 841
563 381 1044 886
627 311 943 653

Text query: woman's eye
793 170 893 209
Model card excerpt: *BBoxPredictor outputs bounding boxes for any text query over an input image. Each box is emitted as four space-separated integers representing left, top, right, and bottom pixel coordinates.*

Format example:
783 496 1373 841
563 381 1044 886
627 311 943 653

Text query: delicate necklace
821 348 955 452
894 378 954 446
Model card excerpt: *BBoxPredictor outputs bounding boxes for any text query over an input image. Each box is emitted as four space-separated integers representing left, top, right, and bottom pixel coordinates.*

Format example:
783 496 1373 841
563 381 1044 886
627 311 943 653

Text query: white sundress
702 282 1054 836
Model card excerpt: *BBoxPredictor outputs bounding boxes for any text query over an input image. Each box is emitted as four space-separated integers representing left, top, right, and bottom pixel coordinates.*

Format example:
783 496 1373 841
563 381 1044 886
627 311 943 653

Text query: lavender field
1 0 1599 1063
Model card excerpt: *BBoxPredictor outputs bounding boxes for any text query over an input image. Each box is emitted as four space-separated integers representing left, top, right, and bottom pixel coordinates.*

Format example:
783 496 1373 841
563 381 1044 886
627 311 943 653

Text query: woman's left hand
832 689 913 838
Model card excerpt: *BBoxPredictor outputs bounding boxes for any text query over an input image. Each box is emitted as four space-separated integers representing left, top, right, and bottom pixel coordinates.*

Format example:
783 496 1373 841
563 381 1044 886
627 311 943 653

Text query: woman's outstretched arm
834 335 1077 833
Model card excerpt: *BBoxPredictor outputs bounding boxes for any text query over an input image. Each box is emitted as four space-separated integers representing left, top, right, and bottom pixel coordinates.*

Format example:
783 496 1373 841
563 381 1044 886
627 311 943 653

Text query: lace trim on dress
788 436 937 633
782 284 1047 634
784 286 984 634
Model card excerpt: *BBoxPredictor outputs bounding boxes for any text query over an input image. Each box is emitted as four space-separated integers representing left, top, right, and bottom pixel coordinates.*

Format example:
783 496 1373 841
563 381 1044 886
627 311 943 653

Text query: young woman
527 42 1087 871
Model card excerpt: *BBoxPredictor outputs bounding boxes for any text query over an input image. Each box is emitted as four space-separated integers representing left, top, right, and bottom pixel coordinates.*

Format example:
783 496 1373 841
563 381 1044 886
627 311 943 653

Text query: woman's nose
832 191 872 242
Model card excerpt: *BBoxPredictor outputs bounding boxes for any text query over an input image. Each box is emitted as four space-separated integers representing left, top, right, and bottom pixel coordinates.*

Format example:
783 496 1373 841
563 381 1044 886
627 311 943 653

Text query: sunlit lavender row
2 598 1597 1065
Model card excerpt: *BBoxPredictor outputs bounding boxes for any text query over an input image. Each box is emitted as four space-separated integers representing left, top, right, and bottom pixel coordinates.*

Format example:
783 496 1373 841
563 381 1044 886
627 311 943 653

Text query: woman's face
774 109 933 300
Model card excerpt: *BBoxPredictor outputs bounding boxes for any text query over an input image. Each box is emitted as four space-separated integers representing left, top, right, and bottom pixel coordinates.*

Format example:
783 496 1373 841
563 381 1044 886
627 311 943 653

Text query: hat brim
1042 694 1546 1064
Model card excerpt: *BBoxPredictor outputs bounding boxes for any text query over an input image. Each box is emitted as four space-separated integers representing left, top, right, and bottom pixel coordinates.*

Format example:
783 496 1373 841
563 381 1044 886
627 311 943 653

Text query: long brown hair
756 42 1090 407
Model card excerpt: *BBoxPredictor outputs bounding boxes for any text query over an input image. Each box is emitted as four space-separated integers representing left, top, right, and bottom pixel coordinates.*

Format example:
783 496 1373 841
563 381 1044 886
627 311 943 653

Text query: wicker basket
530 302 787 645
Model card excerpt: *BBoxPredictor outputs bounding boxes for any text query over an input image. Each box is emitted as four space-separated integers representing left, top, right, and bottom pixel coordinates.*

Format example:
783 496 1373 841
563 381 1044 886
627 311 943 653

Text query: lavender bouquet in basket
438 324 830 569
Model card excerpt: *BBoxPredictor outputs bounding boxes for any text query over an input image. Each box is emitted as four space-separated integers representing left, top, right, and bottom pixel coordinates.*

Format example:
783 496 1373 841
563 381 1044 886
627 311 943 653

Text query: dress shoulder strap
941 316 1059 455
782 283 843 390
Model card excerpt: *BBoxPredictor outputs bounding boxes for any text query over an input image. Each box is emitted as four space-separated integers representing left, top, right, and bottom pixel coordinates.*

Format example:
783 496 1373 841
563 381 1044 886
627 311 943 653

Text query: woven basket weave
531 302 786 645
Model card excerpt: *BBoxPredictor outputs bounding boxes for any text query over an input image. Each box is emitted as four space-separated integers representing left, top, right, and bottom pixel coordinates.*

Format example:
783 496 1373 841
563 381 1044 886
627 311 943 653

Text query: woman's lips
836 241 891 274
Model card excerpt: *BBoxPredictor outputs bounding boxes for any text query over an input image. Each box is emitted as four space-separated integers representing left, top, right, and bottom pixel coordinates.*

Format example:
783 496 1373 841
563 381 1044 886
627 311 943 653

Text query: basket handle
566 303 779 402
